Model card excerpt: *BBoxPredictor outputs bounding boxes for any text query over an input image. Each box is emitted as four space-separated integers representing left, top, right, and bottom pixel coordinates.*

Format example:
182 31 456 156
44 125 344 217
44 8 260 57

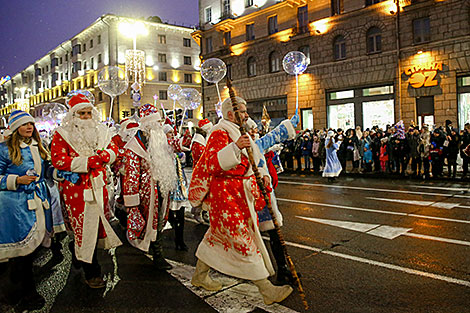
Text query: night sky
0 0 199 77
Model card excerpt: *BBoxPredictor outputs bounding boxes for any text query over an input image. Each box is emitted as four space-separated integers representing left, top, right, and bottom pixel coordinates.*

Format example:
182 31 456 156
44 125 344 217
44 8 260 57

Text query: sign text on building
403 62 443 89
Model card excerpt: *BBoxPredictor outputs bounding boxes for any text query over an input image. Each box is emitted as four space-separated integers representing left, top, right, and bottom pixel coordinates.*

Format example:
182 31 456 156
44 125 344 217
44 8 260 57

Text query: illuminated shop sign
403 62 443 89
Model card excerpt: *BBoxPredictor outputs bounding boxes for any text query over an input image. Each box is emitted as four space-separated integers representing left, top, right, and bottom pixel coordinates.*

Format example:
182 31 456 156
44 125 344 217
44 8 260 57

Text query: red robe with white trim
189 124 274 281
122 133 160 252
191 133 206 167
51 126 122 263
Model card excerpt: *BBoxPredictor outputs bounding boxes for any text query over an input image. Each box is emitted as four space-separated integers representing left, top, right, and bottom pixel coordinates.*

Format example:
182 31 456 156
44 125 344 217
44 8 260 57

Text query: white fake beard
71 118 100 154
147 126 177 195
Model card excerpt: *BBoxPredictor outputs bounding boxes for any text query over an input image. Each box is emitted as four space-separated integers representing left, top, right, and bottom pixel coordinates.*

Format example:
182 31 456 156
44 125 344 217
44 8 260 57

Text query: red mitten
88 155 104 169
98 150 111 163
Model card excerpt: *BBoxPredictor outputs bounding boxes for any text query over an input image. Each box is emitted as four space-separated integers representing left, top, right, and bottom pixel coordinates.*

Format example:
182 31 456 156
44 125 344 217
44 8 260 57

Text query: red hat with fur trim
67 93 93 113
139 103 162 125
198 118 213 132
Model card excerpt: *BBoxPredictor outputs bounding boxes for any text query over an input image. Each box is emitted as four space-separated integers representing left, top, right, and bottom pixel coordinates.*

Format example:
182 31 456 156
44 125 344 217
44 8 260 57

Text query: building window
65 54 68 62
83 61 87 70
46 66 49 72
60 57 63 65
413 17 430 44
183 38 191 47
333 35 346 60
269 51 280 73
247 57 256 77
72 44 81 56
159 72 167 81
72 61 81 73
222 0 231 16
205 7 212 23
159 90 168 100
98 35 101 44
224 31 231 45
83 43 86 52
331 0 343 15
90 57 94 69
205 37 213 53
298 45 311 64
158 35 167 44
245 0 254 7
184 56 192 65
158 53 167 63
268 16 278 35
458 76 470 130
90 39 93 48
297 5 308 33
366 27 382 54
366 0 383 5
51 58 58 68
246 24 255 41
184 73 192 83
98 54 102 64
327 85 394 130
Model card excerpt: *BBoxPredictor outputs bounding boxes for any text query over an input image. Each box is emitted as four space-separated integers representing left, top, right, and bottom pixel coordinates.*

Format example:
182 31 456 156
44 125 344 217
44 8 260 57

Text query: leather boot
253 278 293 305
191 259 222 291
150 232 173 270
268 230 295 285
175 207 188 251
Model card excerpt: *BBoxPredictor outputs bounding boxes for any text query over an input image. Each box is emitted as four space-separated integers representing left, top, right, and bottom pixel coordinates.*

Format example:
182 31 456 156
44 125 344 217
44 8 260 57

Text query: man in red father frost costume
123 104 177 270
191 118 213 166
51 92 122 288
189 97 293 305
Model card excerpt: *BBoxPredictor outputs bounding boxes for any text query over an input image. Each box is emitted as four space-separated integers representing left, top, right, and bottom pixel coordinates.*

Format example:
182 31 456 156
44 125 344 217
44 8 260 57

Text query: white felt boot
253 278 293 305
191 259 222 291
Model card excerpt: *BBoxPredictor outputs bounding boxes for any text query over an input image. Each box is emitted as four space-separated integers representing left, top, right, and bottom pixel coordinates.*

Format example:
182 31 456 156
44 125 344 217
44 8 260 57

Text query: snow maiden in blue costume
323 130 342 182
0 110 53 311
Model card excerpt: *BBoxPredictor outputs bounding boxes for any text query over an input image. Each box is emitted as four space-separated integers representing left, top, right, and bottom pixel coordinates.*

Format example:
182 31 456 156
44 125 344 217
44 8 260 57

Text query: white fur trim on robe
70 156 88 173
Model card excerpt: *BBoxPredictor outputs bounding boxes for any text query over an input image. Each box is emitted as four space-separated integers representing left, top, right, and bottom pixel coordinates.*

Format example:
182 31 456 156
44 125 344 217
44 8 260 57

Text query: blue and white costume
323 131 342 177
0 139 53 262
249 117 297 232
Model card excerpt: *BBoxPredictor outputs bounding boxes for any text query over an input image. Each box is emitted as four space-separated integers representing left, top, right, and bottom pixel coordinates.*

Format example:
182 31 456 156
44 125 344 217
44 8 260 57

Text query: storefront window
301 108 313 130
362 100 394 130
458 76 470 130
327 84 394 130
328 103 354 130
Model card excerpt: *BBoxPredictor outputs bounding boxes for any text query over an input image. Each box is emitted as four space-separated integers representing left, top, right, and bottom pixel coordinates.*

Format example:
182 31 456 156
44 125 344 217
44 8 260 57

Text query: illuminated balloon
282 51 309 75
168 84 182 101
97 66 128 97
177 88 201 110
200 58 227 83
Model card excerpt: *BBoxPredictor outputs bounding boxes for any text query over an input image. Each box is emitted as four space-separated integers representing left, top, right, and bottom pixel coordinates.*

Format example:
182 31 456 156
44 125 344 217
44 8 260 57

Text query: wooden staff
226 77 309 311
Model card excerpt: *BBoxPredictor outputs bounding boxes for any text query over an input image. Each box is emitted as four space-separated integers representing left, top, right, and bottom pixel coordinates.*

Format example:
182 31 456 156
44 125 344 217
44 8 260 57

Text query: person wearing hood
122 104 177 270
51 93 122 288
188 97 293 305
323 130 342 181
0 110 53 311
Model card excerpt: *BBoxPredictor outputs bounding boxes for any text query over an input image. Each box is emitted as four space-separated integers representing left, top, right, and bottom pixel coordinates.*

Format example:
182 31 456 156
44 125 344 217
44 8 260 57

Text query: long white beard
70 118 100 155
146 126 177 195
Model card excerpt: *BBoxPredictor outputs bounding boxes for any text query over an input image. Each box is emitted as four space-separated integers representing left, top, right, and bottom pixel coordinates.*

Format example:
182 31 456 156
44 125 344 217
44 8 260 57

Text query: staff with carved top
226 78 309 311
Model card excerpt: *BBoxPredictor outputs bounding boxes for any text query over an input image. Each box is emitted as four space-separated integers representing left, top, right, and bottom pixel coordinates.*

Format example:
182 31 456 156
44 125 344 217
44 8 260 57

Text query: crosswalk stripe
277 198 470 225
278 180 470 199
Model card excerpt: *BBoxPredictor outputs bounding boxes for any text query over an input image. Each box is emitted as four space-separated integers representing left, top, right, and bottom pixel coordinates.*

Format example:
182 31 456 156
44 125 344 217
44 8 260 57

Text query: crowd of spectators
279 120 470 180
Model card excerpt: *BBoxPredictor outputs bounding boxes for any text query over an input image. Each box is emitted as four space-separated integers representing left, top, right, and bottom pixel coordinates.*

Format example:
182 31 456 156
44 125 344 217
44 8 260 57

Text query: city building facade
0 14 201 127
194 0 470 130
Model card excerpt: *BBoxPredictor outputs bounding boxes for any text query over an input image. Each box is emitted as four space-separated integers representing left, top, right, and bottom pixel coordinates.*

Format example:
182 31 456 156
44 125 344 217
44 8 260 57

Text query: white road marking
296 216 470 246
278 198 470 225
408 185 470 192
296 216 412 239
278 180 470 199
366 197 460 209
273 239 470 288
165 259 299 313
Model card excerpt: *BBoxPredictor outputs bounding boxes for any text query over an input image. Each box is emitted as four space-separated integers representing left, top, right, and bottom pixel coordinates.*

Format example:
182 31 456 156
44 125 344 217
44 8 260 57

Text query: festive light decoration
125 49 146 85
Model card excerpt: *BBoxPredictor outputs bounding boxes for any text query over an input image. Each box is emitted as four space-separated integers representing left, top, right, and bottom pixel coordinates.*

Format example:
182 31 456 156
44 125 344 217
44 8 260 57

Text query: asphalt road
2 173 470 312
